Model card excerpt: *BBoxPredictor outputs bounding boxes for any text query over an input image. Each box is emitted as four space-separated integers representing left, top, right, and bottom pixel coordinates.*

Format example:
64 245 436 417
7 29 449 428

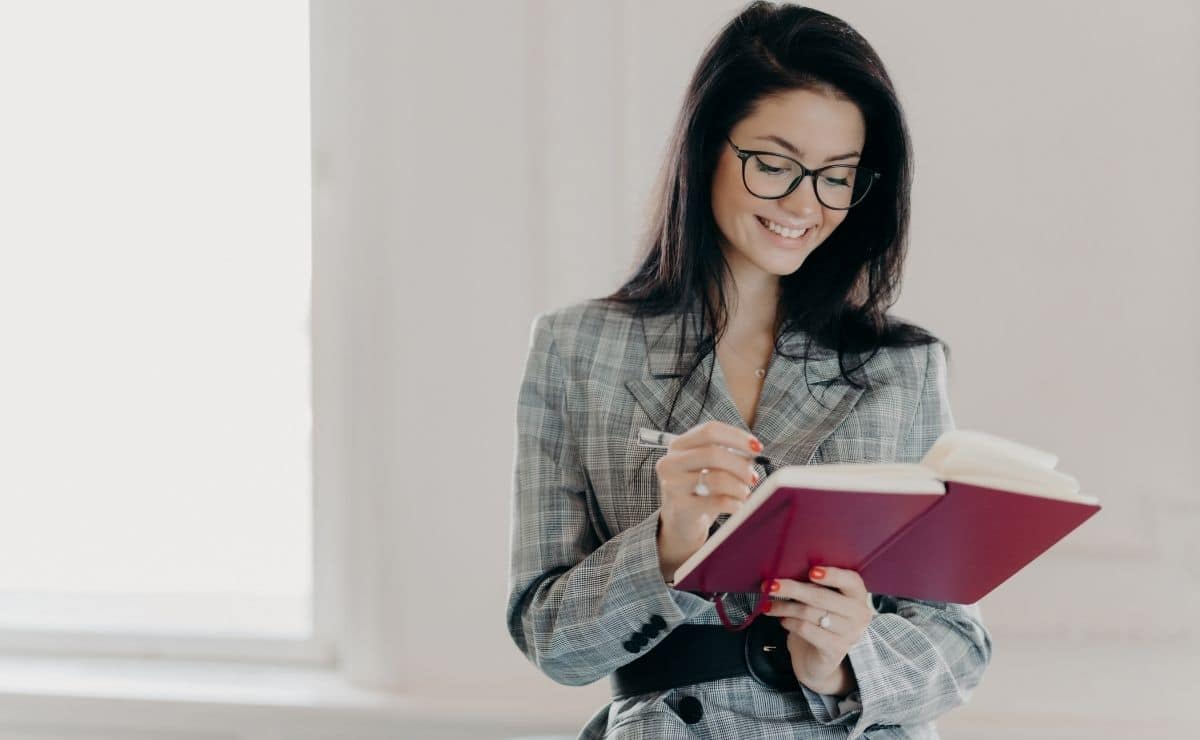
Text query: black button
649 614 666 630
631 633 648 648
676 695 703 724
639 623 659 638
622 639 641 653
744 617 801 692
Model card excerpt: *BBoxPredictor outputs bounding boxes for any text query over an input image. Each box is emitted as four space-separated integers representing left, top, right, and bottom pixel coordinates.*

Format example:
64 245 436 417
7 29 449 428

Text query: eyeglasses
726 137 881 210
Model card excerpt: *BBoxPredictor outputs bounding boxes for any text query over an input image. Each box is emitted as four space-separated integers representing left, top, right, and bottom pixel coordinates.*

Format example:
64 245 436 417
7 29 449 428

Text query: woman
506 3 992 738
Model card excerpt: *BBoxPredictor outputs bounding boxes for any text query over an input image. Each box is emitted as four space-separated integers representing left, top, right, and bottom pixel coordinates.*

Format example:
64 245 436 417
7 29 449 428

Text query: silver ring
818 612 832 630
693 468 711 496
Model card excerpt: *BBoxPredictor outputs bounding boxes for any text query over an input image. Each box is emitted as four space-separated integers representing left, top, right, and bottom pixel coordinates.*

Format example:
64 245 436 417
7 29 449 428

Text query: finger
695 470 753 500
765 579 855 619
660 464 752 498
668 420 762 457
672 447 758 487
766 600 847 637
702 492 749 517
781 617 845 655
808 565 869 600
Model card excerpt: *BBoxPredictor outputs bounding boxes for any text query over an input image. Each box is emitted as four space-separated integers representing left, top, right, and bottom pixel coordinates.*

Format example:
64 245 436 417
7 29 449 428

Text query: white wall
0 1 1195 738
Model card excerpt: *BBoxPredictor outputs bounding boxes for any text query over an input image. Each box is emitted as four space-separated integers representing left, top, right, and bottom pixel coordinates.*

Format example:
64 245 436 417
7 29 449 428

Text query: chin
748 248 810 277
734 253 801 278
775 255 812 276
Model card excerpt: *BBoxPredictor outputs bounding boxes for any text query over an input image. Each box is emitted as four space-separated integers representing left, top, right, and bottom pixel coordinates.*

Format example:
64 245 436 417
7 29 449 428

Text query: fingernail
763 599 772 613
751 472 760 485
769 579 781 593
810 567 826 581
749 438 763 453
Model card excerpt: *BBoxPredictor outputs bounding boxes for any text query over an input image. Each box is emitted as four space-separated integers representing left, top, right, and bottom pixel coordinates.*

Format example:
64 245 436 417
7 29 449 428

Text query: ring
693 468 711 496
818 612 832 630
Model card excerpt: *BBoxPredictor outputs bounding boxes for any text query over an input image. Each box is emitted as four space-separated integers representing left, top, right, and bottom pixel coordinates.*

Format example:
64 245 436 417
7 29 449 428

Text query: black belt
610 616 801 700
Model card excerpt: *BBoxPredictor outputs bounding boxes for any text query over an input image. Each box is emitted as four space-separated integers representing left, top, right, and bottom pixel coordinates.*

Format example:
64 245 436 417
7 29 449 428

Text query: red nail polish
810 567 826 581
769 579 781 593
749 438 763 453
763 599 772 613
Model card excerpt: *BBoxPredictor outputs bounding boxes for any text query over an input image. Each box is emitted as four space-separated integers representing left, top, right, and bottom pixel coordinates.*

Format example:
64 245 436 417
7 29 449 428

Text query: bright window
0 1 312 639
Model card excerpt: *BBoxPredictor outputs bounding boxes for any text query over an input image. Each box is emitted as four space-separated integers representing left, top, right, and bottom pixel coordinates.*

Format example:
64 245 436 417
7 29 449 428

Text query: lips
756 215 815 242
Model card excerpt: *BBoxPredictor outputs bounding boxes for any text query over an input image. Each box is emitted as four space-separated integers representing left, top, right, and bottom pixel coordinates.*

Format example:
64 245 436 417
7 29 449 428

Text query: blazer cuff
802 682 862 724
621 509 713 623
804 607 977 740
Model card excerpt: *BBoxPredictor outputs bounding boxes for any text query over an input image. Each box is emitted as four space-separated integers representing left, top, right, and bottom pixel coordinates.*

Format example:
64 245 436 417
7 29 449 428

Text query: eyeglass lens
743 152 872 208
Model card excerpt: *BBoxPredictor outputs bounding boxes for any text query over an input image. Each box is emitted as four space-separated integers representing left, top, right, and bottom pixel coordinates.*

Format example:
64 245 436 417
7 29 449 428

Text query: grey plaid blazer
506 298 992 740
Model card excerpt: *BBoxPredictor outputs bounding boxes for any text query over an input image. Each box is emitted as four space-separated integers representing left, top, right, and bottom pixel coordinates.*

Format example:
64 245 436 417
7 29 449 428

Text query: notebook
671 429 1101 604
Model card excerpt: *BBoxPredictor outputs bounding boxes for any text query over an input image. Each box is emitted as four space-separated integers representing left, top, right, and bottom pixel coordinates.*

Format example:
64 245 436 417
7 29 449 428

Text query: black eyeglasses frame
725 137 881 210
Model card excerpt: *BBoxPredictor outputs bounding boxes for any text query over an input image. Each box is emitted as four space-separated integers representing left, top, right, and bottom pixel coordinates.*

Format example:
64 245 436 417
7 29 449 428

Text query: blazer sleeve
505 312 712 686
800 340 994 739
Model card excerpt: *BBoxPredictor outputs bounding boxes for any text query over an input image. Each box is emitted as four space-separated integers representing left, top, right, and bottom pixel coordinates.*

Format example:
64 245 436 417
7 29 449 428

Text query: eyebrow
752 135 861 164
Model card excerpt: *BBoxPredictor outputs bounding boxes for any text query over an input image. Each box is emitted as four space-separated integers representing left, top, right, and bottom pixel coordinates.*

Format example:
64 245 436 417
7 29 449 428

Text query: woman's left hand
762 566 874 695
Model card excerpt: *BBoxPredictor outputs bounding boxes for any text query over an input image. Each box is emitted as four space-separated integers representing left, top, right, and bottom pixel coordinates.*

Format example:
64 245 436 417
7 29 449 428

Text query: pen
637 427 772 466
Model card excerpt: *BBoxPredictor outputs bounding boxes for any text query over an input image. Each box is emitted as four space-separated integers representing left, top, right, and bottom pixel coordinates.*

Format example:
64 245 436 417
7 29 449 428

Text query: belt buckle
744 615 801 692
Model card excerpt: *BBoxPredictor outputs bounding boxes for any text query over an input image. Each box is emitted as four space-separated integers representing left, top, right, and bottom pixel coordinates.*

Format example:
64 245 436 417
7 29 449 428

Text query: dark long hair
604 1 947 423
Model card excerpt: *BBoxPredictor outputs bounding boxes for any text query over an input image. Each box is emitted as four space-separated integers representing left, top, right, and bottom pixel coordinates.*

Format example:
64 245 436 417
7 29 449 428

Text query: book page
921 429 1058 472
939 445 1081 491
945 473 1099 504
921 429 1094 502
769 464 944 493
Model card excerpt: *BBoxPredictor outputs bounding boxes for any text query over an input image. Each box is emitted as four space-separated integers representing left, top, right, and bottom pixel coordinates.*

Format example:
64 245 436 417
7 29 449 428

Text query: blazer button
649 614 666 630
622 639 641 653
631 633 649 648
639 623 659 638
676 695 703 724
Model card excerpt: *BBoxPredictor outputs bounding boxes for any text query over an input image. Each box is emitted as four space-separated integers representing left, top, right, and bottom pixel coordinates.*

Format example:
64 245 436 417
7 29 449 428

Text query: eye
751 154 794 177
819 166 858 188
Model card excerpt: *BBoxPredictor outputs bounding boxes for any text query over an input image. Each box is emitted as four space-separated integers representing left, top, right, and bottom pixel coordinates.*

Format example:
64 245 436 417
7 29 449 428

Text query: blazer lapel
623 305 865 468
747 332 865 467
622 306 741 436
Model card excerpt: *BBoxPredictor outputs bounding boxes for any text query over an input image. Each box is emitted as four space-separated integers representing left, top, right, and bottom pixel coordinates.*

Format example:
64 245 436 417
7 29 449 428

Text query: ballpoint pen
636 427 772 466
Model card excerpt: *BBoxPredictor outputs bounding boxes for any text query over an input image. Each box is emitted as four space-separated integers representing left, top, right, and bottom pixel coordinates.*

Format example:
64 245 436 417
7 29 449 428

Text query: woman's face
711 88 867 282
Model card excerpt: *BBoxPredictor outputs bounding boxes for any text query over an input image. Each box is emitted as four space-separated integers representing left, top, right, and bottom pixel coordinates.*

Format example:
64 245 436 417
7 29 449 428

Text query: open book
671 430 1101 604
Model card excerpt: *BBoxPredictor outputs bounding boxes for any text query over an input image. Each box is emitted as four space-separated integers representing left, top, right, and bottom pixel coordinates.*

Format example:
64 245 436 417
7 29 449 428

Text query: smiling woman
507 2 992 739
714 89 868 269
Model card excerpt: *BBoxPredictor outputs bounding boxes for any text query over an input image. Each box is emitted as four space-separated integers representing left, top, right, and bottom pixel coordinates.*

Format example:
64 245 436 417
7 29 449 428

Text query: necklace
718 342 770 380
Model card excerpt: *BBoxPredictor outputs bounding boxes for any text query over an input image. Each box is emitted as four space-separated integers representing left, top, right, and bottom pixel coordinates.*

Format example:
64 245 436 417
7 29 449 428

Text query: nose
780 174 821 216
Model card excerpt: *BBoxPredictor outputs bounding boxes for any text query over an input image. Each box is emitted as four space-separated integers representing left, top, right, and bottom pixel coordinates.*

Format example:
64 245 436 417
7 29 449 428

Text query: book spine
855 492 944 575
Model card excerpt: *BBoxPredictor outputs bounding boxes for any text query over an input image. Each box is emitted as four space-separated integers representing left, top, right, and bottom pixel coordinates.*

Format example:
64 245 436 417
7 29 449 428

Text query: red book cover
672 478 1101 604
858 481 1101 603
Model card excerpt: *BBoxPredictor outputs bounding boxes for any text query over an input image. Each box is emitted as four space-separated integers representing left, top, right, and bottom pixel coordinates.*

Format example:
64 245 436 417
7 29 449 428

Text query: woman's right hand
654 420 762 581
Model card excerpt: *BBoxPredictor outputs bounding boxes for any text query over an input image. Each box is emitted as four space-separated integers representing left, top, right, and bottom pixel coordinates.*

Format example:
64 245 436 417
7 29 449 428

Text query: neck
714 262 780 341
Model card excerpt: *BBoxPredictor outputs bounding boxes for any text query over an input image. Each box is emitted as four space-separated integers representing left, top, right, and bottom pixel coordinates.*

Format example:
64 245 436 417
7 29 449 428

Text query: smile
756 215 813 241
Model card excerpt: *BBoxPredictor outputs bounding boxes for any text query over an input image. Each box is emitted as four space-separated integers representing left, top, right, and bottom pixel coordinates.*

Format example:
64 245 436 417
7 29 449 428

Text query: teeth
759 216 810 239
